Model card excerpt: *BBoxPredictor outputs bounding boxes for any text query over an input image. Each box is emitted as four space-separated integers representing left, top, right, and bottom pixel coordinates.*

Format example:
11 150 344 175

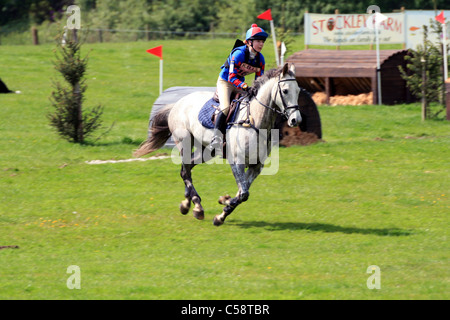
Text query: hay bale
312 92 373 106
279 123 322 147
312 92 327 105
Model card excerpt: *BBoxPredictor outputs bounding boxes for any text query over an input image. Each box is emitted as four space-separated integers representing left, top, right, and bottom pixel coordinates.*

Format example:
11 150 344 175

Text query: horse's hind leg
179 143 205 220
179 177 191 215
180 164 204 220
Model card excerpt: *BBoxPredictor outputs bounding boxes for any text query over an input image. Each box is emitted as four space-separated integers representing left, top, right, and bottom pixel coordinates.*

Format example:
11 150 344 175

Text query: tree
399 21 448 120
48 32 103 143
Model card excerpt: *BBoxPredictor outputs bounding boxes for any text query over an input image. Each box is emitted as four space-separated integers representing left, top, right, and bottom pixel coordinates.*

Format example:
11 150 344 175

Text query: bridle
254 77 300 119
229 76 300 133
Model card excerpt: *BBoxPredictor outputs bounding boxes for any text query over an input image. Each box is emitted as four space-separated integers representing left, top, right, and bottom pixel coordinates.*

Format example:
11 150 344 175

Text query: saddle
198 90 241 130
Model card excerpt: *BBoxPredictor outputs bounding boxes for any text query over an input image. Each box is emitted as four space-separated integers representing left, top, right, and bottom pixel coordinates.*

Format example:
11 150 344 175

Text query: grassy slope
0 39 448 299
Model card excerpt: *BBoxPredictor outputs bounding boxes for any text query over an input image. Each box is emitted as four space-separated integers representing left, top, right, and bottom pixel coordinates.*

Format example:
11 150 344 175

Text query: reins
228 77 299 133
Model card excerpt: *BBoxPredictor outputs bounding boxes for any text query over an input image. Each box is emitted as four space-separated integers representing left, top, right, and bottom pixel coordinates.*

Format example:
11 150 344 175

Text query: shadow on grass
229 220 413 236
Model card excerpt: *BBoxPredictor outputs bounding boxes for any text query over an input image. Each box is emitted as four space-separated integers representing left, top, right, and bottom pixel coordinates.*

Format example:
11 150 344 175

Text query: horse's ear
282 63 289 76
289 63 296 75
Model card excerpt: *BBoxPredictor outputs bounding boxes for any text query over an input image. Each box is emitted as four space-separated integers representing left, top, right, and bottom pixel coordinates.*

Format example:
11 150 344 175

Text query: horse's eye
283 89 288 94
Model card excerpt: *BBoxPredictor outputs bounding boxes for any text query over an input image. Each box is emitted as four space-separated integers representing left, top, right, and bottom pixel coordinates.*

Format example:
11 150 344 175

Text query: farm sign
305 12 404 46
405 10 450 49
305 10 450 49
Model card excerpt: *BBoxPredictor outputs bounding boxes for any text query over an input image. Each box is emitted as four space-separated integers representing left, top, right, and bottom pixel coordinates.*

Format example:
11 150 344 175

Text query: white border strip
85 155 170 165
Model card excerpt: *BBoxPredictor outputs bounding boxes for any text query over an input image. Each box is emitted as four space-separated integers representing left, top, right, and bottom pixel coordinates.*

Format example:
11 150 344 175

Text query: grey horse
134 63 301 226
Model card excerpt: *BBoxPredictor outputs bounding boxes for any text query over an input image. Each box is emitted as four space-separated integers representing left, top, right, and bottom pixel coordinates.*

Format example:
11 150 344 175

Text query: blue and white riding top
219 45 265 89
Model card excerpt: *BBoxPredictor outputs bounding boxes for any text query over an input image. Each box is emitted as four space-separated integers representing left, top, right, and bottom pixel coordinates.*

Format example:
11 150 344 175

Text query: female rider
210 24 268 150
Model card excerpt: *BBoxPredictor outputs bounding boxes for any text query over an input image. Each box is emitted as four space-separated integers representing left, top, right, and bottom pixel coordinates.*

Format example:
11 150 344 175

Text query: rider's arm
228 50 248 90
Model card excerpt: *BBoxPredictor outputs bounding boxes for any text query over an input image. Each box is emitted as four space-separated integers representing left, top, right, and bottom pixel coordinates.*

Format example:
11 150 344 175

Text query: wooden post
421 56 428 121
401 7 406 49
325 77 333 105
335 9 340 50
98 29 103 43
32 27 39 45
72 29 78 44
210 22 215 39
305 10 309 50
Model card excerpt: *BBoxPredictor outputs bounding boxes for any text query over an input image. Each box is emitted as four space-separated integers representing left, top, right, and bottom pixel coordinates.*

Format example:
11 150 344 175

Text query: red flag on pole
146 45 163 60
435 11 445 24
257 9 272 21
257 8 279 65
146 45 164 94
435 11 448 80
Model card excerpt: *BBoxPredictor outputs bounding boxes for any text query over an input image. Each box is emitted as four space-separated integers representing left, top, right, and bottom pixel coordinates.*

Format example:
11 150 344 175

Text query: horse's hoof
213 215 224 226
179 200 190 215
218 195 231 205
193 208 204 220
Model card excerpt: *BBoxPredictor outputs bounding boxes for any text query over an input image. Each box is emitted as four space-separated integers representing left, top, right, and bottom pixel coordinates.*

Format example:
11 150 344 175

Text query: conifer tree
399 21 448 120
48 31 103 143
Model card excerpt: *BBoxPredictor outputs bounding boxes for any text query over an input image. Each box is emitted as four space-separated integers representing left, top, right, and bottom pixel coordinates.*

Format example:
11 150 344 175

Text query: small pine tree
399 21 449 120
48 31 103 143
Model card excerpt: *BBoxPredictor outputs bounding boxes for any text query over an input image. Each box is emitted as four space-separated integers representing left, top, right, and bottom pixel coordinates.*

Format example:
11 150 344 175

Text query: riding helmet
245 24 268 42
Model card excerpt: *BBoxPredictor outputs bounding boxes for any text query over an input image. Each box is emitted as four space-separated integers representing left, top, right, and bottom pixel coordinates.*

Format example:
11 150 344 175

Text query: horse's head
272 63 302 127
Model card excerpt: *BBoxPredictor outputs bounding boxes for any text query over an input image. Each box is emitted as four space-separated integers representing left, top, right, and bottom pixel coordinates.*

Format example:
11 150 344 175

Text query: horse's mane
247 65 295 99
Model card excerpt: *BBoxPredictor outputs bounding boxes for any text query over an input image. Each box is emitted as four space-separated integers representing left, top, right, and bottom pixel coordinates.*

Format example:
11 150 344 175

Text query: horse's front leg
214 164 249 226
218 162 264 205
245 162 264 187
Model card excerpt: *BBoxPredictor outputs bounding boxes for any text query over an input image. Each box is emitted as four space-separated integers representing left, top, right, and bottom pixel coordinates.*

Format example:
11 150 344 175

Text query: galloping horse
134 63 301 226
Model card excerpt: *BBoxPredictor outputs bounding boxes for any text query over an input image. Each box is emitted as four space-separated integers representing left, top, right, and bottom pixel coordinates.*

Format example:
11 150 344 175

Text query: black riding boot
210 111 227 150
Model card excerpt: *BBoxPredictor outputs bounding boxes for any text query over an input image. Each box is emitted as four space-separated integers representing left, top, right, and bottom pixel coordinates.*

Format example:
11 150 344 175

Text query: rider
210 23 268 150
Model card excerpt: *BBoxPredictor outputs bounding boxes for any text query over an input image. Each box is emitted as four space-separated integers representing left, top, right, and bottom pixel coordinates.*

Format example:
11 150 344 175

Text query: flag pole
159 58 163 95
146 45 163 95
270 20 280 66
257 9 280 66
443 22 448 80
435 12 448 80
375 14 382 105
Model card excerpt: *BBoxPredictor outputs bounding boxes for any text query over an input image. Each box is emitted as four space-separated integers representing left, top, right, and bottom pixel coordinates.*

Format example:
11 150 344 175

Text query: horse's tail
133 104 174 157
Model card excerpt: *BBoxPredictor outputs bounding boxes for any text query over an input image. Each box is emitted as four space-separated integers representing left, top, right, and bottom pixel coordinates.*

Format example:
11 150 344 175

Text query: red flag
435 11 445 24
257 9 272 21
146 45 163 59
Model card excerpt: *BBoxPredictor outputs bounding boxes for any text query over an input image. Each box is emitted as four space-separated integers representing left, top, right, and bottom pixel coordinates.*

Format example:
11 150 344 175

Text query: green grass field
0 39 449 300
